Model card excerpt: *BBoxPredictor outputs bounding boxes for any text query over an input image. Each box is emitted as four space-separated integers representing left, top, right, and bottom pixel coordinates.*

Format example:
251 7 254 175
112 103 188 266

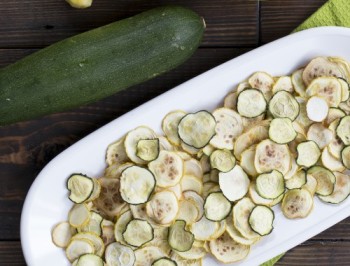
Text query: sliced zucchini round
69 204 90 228
158 136 174 152
104 162 134 179
256 170 285 200
292 68 306 97
284 158 299 180
305 77 342 107
106 136 128 166
248 183 282 207
248 205 274 236
342 146 350 169
240 146 258 177
204 192 231 221
78 211 103 236
122 219 154 247
248 71 274 100
168 220 194 252
152 258 177 266
181 175 203 195
76 254 104 266
269 118 297 144
184 158 203 179
321 147 345 172
210 149 236 172
233 197 259 239
175 246 206 260
295 96 313 128
183 191 204 222
237 88 267 118
176 199 199 225
286 170 307 190
325 107 346 126
209 232 250 264
328 120 344 159
124 126 157 164
219 165 250 202
136 139 160 162
105 242 135 266
211 219 227 239
302 57 343 86
66 239 95 262
178 111 216 149
242 114 265 129
306 96 329 122
52 221 74 248
272 76 294 94
338 78 350 102
67 174 94 204
307 166 336 196
329 57 350 82
281 188 313 219
307 123 333 149
236 81 251 93
162 110 187 146
190 216 219 241
296 140 321 167
336 115 350 145
120 166 155 205
148 150 184 188
101 221 115 246
87 178 101 202
199 155 211 175
225 215 259 245
254 139 291 175
170 253 201 266
180 141 200 155
302 174 318 195
146 190 179 225
224 91 238 109
72 232 105 257
210 108 243 150
134 246 165 266
268 90 300 120
318 172 350 204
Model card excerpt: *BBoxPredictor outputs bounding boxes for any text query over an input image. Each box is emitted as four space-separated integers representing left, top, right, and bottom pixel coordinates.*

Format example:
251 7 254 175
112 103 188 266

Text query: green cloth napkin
261 0 349 265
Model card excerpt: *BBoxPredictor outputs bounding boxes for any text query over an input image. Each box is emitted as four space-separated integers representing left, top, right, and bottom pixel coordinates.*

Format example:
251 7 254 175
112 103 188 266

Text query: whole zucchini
0 6 205 125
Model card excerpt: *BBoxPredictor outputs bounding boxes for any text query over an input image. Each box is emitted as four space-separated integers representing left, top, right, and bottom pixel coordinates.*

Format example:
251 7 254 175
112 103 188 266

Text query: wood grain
0 242 25 266
0 0 258 48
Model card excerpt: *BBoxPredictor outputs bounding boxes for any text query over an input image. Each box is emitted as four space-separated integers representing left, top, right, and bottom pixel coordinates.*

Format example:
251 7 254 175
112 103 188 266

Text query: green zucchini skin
0 6 205 125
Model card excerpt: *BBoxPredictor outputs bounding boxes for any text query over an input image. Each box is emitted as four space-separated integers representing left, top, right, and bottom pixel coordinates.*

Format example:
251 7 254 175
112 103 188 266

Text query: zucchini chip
302 174 318 195
242 114 265 129
321 147 345 172
210 108 243 150
284 158 299 180
224 91 238 109
210 149 236 172
319 172 350 204
269 90 300 120
178 111 216 149
152 258 177 266
148 150 184 188
256 170 285 200
248 205 274 236
123 219 154 247
219 165 250 202
233 197 259 239
248 71 274 100
281 188 313 219
106 136 128 166
134 246 165 266
87 178 101 202
181 175 203 195
52 222 74 248
302 57 343 86
120 166 155 205
72 232 105 257
328 119 344 159
180 141 200 155
237 89 267 118
248 183 282 207
104 162 134 179
254 139 291 175
76 254 104 266
286 170 307 190
146 191 179 225
184 158 203 179
342 146 350 169
168 220 194 252
306 77 342 107
66 239 95 262
306 96 329 122
175 245 206 260
209 232 250 264
136 139 159 162
307 123 333 149
199 155 211 174
158 136 174 152
176 199 200 225
183 191 204 222
204 192 231 221
269 118 297 144
226 215 259 245
114 210 134 245
292 68 306 97
101 221 115 246
329 56 350 82
170 253 201 266
236 81 251 93
296 140 321 167
79 211 103 236
162 110 187 146
272 76 294 94
211 219 227 239
190 216 219 241
336 115 350 145
240 146 258 177
338 78 350 102
307 166 336 196
68 204 90 228
67 174 94 204
295 96 313 128
325 108 346 126
105 242 135 266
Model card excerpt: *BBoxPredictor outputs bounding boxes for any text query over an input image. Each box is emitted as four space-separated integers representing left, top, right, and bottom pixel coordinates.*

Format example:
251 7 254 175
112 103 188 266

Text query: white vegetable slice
256 170 285 199
105 242 135 266
336 115 350 145
190 216 219 241
162 110 187 146
240 146 258 177
136 139 159 162
125 126 157 164
236 81 251 93
272 76 294 93
284 158 299 180
79 211 103 236
286 170 307 190
175 246 206 260
76 254 104 266
184 158 203 179
181 175 203 195
338 78 350 102
170 253 202 266
199 155 211 174
101 221 115 246
176 199 200 225
269 90 300 120
72 232 105 257
342 146 350 169
158 136 174 152
168 220 194 252
67 174 94 204
248 71 274 100
281 188 313 219
180 141 200 155
329 56 350 82
328 119 345 159
233 197 259 239
305 77 342 107
120 166 155 204
219 165 250 202
254 139 291 175
134 246 165 266
69 204 90 228
204 192 231 221
269 118 297 144
211 219 227 239
210 149 236 172
66 239 95 262
114 210 134 245
210 108 243 150
106 136 128 166
123 219 154 247
248 205 274 236
183 191 204 222
178 111 216 149
296 140 321 167
321 147 345 172
146 190 179 225
226 215 258 245
87 178 101 202
319 172 350 204
306 96 329 122
155 183 182 201
209 232 250 264
292 68 306 96
302 174 318 195
224 91 238 109
325 108 346 126
295 96 313 128
52 222 74 248
148 150 184 188
104 162 134 179
237 89 267 118
307 123 333 149
248 183 280 207
307 166 336 196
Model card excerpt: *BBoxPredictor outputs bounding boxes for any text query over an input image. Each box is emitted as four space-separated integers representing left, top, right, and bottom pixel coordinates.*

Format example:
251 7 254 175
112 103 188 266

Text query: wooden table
0 0 349 265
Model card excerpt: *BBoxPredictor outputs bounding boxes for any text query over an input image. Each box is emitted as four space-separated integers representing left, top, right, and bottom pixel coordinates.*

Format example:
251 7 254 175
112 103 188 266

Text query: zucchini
237 89 267 118
66 239 95 262
105 242 135 266
168 220 194 252
210 149 236 172
181 175 203 195
306 96 329 122
325 107 346 126
318 172 350 204
114 210 133 245
306 77 342 107
152 258 177 266
0 6 205 125
307 166 336 196
272 76 294 94
248 72 274 100
342 146 350 169
291 68 306 97
123 219 154 247
248 205 274 236
177 199 200 225
190 216 219 241
52 222 74 248
268 91 300 120
72 232 105 257
68 204 90 228
233 197 259 239
67 174 94 204
162 111 187 146
134 246 165 266
281 188 313 219
204 192 231 221
307 123 333 149
336 115 350 145
78 211 103 236
106 136 128 166
285 170 307 190
256 170 285 200
76 254 104 266
296 140 321 167
269 118 297 144
136 139 160 162
225 215 259 245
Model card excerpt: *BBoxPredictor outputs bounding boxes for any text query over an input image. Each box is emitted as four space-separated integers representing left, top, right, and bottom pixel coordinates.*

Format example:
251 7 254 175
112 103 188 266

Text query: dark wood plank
0 242 25 266
0 0 258 48
260 0 327 43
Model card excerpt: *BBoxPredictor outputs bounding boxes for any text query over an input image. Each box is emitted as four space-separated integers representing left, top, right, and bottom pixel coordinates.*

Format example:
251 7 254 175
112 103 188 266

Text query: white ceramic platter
21 26 350 266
